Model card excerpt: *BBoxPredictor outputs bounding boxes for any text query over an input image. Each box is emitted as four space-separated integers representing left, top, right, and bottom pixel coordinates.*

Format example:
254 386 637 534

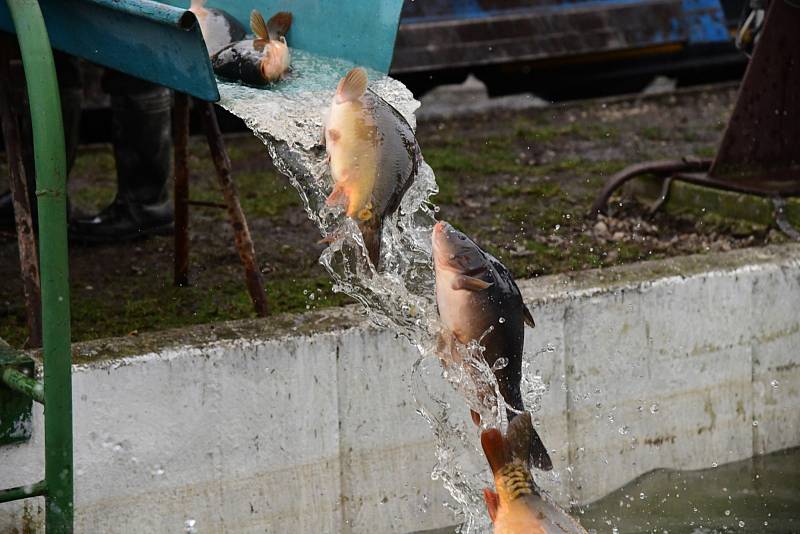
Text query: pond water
577 447 800 533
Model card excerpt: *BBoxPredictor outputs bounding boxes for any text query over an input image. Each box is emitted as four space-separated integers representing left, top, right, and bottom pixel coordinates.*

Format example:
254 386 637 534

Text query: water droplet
738 520 745 528
151 464 165 476
752 420 759 427
712 462 718 468
639 492 646 500
618 426 629 435
724 510 731 516
492 358 509 371
498 317 505 324
650 403 659 414
770 379 779 388
184 519 197 533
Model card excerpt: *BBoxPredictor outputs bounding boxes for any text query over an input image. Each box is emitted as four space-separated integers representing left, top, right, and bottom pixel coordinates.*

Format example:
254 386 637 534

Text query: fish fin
250 10 270 41
359 216 382 267
190 0 206 9
266 11 293 40
483 488 499 523
452 275 492 292
470 409 481 426
508 412 553 471
325 183 349 209
523 305 536 328
337 67 368 102
480 428 508 475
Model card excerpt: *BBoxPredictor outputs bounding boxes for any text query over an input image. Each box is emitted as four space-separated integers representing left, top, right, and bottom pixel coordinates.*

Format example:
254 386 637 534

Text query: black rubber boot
70 77 174 243
0 53 82 228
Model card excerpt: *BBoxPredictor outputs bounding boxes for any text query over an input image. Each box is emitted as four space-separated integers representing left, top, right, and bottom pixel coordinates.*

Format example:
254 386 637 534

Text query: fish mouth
432 221 458 270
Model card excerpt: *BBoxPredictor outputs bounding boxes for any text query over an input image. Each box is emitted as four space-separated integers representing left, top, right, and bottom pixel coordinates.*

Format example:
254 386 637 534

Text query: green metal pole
6 0 73 531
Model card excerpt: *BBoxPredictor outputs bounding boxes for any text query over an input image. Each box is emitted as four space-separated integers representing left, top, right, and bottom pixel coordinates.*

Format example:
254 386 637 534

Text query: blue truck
391 0 746 98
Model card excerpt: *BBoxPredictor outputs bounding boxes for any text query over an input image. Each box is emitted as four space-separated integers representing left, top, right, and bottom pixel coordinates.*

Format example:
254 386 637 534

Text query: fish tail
507 411 553 471
359 216 383 268
267 12 293 40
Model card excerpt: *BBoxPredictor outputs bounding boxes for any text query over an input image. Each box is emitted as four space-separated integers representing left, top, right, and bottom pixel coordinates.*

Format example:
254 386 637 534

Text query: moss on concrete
628 175 800 232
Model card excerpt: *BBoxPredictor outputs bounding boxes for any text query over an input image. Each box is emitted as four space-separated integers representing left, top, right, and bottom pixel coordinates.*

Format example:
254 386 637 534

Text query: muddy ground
0 83 786 346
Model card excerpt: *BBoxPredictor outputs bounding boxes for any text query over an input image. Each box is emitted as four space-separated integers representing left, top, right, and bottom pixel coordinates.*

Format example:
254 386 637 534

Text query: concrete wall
2 244 799 533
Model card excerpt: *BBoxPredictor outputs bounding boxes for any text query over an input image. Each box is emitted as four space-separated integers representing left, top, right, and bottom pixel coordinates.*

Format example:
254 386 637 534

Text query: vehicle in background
391 0 748 99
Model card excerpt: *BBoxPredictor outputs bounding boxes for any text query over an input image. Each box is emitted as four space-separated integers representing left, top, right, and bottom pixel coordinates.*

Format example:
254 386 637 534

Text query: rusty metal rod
590 159 712 215
173 92 190 287
200 101 269 317
0 47 42 348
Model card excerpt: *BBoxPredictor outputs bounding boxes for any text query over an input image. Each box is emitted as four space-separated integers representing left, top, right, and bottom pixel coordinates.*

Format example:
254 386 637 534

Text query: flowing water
215 50 795 534
216 49 540 531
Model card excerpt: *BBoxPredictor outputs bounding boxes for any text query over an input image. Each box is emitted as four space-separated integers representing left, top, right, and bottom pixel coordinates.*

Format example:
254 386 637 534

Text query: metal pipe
0 480 47 504
6 0 73 531
88 0 198 30
1 367 44 404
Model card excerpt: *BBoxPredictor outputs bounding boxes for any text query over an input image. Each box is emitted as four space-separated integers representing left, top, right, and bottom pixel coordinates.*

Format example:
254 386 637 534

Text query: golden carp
482 414 587 534
211 10 292 85
322 67 421 267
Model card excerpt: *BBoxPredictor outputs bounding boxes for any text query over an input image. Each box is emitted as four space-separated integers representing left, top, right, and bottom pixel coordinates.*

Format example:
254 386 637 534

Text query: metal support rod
0 44 42 348
200 101 269 317
6 0 74 531
1 366 44 404
173 92 190 287
591 159 712 215
0 480 47 504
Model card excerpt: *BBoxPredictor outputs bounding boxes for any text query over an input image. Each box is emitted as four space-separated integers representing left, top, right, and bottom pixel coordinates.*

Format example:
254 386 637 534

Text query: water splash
217 49 545 532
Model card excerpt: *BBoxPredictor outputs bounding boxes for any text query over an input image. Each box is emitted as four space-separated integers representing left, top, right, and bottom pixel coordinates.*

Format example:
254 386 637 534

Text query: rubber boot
0 53 82 228
70 80 174 242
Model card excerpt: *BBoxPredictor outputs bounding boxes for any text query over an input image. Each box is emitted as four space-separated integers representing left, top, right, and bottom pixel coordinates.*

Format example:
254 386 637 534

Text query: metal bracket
0 342 34 446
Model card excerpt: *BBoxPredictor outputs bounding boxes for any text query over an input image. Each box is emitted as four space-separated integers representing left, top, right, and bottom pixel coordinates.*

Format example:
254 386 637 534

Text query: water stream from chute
216 49 549 532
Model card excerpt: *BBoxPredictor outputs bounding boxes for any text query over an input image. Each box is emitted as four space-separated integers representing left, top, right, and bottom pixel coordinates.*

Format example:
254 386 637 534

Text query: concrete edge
51 243 800 369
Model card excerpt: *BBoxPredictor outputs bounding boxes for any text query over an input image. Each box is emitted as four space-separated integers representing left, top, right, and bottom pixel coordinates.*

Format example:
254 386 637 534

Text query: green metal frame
0 0 73 531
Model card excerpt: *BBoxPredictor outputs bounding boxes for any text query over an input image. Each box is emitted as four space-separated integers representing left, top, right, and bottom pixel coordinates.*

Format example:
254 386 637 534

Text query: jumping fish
432 220 552 470
322 67 421 267
189 0 247 56
211 10 293 85
481 414 587 534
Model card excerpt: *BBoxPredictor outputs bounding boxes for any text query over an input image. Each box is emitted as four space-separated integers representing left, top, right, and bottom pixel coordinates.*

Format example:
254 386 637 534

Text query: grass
0 274 349 346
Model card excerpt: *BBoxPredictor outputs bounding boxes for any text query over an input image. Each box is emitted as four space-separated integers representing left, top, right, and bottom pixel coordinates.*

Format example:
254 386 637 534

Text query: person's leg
0 50 82 227
69 70 173 242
